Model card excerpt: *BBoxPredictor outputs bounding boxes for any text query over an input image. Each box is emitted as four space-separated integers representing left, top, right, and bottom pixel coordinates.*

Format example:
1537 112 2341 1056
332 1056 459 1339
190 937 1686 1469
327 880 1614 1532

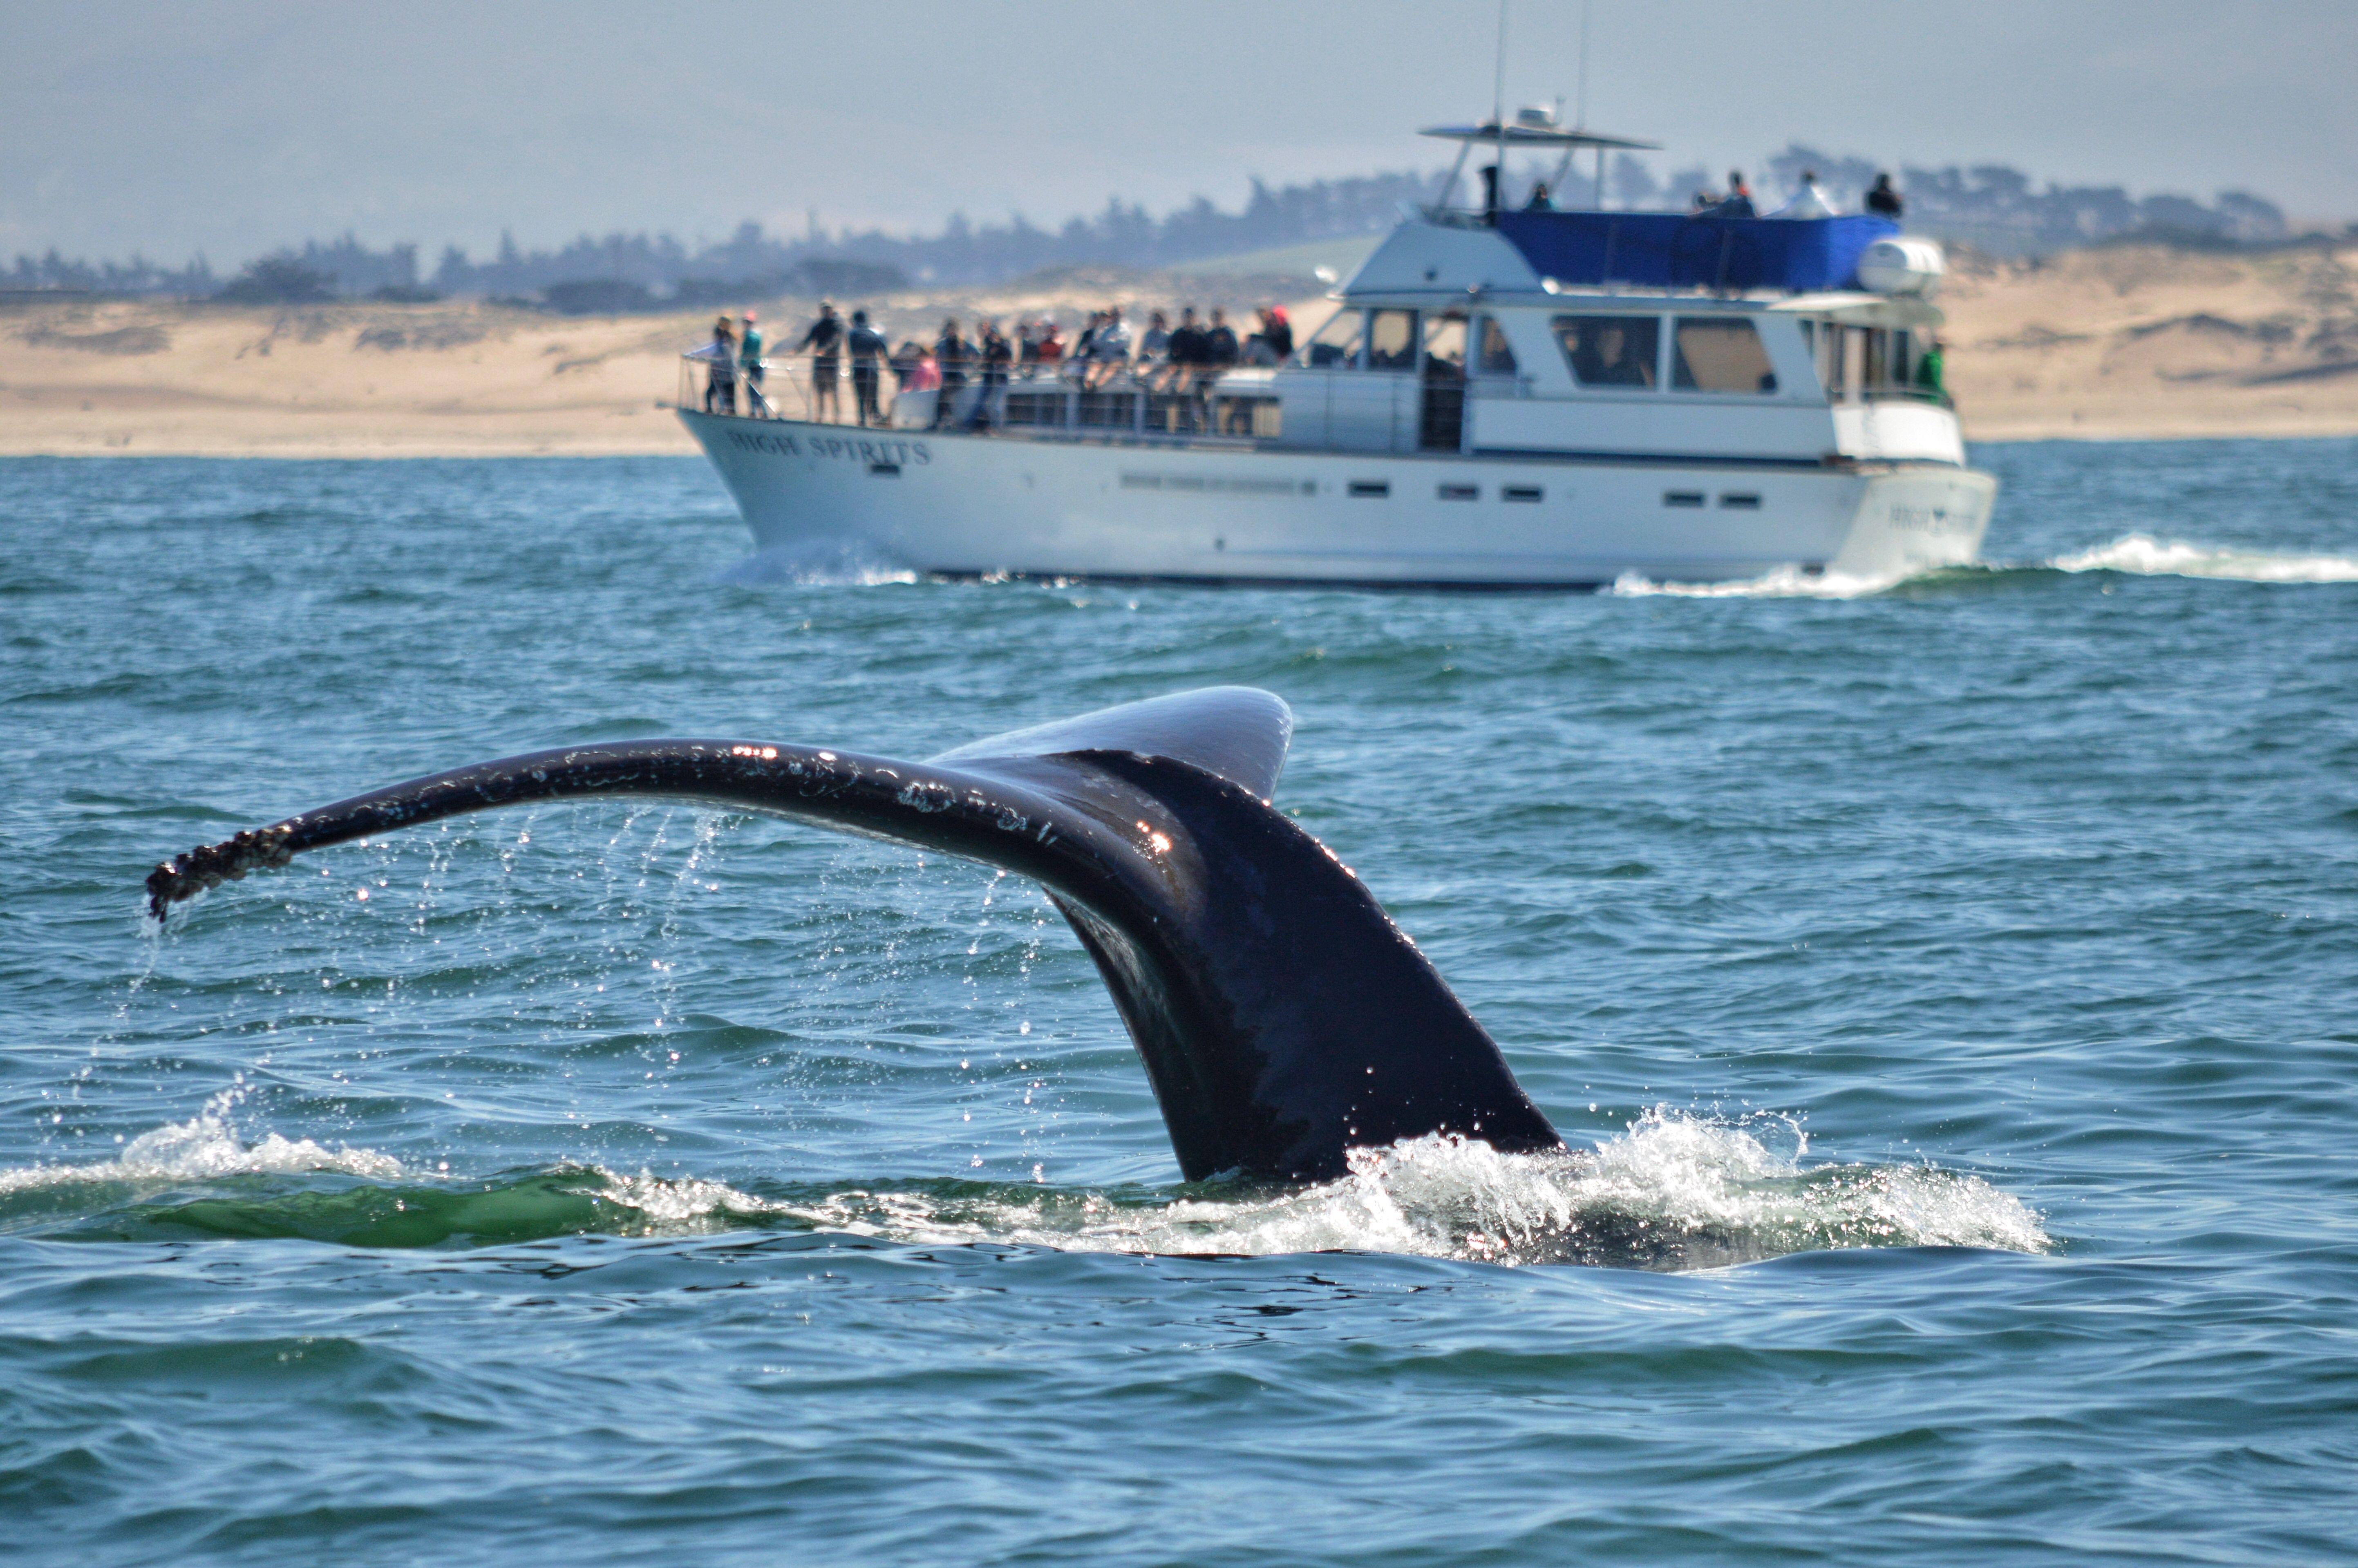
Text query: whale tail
147 688 1561 1181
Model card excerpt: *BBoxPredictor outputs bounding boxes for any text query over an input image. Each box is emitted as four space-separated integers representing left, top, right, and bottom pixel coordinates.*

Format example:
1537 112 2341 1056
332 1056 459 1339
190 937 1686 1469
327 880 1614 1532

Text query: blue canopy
1493 210 1899 293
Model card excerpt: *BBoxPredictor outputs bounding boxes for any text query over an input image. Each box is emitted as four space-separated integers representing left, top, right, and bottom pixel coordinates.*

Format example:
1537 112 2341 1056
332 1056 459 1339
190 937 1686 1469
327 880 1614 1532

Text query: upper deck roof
1418 118 1660 153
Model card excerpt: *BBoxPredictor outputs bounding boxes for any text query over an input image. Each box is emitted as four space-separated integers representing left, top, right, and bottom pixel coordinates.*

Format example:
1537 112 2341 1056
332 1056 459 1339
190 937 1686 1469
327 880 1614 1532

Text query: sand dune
1941 241 2358 441
5 241 2355 456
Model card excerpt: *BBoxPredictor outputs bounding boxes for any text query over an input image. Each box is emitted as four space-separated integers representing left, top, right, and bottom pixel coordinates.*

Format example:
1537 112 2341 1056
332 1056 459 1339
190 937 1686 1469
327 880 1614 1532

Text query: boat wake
2047 533 2358 583
713 541 919 588
1610 533 2358 598
2 1103 2046 1270
1607 565 1905 599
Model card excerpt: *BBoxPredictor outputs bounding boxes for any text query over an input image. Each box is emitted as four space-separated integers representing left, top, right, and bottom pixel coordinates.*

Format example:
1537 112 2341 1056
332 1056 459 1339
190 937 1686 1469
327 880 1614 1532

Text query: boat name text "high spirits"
725 430 933 465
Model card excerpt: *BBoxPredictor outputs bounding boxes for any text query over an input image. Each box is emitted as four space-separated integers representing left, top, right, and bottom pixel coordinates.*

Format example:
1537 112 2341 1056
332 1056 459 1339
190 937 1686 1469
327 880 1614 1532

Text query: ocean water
2 438 2355 1564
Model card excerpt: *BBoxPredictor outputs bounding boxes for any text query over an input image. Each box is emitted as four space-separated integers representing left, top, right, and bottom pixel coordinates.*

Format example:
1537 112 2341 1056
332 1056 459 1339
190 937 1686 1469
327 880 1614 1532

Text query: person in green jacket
1914 337 1946 397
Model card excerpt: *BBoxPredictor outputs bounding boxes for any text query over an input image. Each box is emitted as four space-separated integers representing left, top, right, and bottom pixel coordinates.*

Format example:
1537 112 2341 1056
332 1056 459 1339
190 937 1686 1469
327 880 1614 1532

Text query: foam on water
712 541 919 587
774 1110 2049 1270
0 1089 402 1197
1608 565 1907 599
2049 532 2358 583
0 1105 2043 1267
1609 533 2358 599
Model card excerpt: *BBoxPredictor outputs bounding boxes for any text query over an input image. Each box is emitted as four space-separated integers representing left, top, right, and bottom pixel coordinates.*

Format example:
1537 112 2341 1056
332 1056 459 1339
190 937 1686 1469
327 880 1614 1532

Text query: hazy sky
6 0 2354 265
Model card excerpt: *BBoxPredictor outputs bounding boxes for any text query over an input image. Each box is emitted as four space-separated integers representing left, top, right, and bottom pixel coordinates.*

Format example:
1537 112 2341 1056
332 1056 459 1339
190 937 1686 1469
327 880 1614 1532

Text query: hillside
5 240 2355 456
1942 240 2358 440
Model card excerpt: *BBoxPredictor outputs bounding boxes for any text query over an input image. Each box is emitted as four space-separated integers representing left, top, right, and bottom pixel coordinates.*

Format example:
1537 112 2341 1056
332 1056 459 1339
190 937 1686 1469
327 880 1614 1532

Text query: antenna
1492 0 1508 215
1493 0 1509 130
1575 0 1592 129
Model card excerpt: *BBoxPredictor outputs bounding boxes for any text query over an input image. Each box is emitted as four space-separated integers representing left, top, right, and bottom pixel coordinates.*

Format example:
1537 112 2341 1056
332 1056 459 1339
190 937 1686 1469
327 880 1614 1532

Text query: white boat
679 113 1994 587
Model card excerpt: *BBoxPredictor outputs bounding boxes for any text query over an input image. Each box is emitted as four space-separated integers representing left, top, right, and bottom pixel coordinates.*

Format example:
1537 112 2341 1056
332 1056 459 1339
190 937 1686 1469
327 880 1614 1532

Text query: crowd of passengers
688 168 1922 422
691 301 1296 426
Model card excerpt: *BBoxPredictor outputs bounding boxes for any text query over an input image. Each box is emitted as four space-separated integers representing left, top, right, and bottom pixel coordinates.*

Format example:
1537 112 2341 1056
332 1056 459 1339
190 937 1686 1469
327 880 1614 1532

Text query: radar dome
1857 237 1946 297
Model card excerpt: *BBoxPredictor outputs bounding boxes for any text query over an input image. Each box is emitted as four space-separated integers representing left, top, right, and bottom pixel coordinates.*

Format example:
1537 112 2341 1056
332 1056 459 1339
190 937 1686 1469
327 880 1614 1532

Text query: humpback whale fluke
146 688 1563 1182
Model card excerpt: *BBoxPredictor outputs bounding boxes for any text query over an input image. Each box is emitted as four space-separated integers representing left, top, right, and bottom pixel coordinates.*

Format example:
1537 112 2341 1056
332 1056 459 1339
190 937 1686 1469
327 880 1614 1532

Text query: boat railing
1860 383 1955 412
677 351 1279 439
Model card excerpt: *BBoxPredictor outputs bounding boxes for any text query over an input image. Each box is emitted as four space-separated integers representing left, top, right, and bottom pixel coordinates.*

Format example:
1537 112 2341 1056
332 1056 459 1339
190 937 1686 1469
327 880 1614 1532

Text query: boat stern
1830 465 1997 579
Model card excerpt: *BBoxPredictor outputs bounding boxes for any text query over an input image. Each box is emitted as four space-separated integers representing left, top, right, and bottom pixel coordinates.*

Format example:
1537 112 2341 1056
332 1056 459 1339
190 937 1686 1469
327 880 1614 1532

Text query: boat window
1862 327 1889 389
1553 314 1658 388
1423 315 1466 380
1815 320 1844 397
1672 317 1777 394
1304 309 1364 369
1367 310 1418 371
1476 317 1518 376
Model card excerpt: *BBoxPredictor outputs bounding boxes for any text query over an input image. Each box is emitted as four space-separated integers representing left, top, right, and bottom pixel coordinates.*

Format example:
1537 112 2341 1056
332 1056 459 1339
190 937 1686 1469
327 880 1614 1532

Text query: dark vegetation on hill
5 149 2322 309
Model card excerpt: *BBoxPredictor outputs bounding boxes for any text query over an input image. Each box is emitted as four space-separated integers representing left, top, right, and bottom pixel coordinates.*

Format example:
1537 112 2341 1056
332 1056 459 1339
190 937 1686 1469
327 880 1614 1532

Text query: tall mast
1492 0 1509 215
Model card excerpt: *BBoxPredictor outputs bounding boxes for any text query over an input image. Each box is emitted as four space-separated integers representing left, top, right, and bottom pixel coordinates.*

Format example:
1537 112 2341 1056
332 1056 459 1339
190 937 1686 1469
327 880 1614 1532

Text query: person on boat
1082 306 1131 389
1204 308 1239 368
1866 172 1905 219
1098 305 1132 359
1771 170 1837 219
1570 320 1651 387
1241 306 1292 367
689 315 737 414
1525 181 1555 211
1166 307 1206 382
1913 336 1946 396
1034 319 1065 365
797 302 845 423
972 318 1013 427
932 319 971 428
893 340 940 432
1264 306 1292 362
848 309 890 427
1139 310 1171 362
1710 172 1755 218
737 310 769 416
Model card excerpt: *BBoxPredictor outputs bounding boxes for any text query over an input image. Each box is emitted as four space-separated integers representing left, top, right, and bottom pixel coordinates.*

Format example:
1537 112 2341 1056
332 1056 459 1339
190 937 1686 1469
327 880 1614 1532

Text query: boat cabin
1220 209 1958 467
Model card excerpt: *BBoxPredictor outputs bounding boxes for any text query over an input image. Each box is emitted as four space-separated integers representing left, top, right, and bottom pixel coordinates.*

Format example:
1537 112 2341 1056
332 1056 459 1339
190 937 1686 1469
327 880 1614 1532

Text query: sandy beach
5 240 2355 456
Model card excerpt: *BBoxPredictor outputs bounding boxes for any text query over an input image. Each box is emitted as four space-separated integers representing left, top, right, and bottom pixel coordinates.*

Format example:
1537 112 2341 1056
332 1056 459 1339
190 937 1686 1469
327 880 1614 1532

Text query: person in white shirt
687 316 737 413
1771 170 1839 219
1084 305 1132 387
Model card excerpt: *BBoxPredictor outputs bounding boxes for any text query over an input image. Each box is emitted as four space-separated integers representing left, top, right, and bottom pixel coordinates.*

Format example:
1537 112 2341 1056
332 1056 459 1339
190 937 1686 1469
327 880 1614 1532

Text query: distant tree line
4 157 2311 306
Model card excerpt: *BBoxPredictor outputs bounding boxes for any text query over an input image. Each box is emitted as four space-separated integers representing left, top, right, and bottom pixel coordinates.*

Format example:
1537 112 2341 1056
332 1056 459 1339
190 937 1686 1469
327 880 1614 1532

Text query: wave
2048 533 2358 583
1607 566 1908 599
1612 535 2358 597
802 1112 2049 1269
0 1090 400 1199
712 541 919 587
4 1106 2045 1268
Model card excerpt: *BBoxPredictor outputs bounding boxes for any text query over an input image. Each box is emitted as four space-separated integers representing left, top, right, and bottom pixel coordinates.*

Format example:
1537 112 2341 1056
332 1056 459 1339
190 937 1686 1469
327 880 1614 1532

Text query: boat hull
680 411 1993 587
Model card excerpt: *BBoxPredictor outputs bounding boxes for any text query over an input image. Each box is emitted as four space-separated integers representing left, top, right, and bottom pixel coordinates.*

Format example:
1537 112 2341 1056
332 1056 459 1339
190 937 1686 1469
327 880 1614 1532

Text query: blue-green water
4 441 2356 1564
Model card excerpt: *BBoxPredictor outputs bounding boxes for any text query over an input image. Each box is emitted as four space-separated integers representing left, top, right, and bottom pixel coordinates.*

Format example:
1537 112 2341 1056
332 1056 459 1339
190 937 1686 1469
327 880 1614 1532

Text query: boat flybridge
678 108 1994 587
